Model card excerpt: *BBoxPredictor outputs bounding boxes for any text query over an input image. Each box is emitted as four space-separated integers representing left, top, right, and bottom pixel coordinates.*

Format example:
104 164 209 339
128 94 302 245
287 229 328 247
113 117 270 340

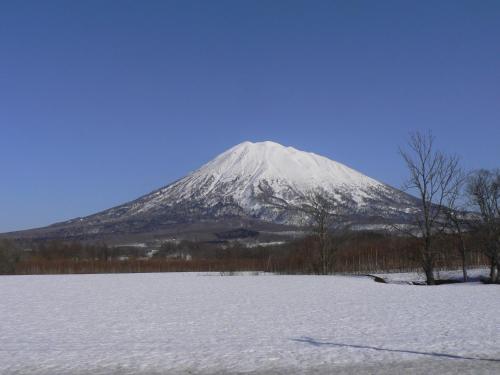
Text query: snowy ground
372 268 490 284
1 273 499 374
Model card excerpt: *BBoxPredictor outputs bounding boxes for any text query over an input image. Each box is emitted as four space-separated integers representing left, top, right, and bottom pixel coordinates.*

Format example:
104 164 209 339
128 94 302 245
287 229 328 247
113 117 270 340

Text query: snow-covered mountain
9 141 418 241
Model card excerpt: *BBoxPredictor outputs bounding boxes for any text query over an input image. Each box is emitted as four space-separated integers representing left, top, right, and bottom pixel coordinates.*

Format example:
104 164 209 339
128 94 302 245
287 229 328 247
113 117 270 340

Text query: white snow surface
179 141 381 200
2 273 499 374
373 268 490 284
195 141 380 191
133 141 387 213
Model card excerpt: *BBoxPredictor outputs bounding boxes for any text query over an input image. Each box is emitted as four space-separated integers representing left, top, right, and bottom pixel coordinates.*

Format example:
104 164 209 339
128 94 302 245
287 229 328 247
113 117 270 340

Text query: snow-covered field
1 273 499 374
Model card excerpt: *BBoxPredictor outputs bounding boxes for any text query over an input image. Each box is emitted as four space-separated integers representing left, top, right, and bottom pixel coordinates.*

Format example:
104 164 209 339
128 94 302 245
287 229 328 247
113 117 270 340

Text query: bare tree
258 184 353 274
399 131 461 285
442 169 471 282
466 169 500 283
300 190 353 274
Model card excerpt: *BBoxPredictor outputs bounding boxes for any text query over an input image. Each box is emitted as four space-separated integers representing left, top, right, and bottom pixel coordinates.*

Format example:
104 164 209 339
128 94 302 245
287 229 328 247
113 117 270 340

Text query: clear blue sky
1 1 499 232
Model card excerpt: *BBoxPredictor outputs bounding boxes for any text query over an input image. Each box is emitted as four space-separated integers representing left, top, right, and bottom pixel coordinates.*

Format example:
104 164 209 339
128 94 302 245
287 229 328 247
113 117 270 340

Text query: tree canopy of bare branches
441 168 471 281
399 131 461 285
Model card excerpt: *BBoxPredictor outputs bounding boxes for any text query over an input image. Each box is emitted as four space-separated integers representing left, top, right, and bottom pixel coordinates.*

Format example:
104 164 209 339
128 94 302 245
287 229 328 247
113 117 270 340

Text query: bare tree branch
257 183 354 274
397 130 461 285
466 169 500 283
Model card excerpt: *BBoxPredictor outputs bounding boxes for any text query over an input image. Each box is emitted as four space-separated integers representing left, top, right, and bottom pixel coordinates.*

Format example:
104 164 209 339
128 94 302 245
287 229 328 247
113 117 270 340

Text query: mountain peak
228 140 294 154
197 140 380 193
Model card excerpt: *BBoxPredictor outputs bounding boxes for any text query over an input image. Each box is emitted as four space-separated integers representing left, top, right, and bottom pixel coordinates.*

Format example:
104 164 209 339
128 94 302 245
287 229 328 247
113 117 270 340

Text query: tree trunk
457 233 468 282
490 262 498 284
423 238 435 285
460 246 468 282
423 253 435 285
462 262 468 283
424 266 435 285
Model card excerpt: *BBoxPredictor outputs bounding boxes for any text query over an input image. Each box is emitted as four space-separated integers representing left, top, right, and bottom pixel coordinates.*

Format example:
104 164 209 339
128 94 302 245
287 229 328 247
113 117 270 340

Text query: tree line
0 229 489 276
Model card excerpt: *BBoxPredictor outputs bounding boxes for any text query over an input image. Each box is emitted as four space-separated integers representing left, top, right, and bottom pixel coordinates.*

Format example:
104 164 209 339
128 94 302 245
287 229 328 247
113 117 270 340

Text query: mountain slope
6 141 418 241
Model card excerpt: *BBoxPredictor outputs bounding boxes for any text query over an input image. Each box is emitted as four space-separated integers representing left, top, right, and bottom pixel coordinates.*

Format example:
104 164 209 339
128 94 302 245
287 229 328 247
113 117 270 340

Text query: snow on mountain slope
190 140 380 192
128 141 381 213
89 141 414 224
174 141 381 202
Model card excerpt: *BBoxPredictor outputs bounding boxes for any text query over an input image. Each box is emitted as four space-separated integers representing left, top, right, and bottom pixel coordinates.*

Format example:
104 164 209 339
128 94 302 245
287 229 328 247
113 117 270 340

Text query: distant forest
0 230 488 276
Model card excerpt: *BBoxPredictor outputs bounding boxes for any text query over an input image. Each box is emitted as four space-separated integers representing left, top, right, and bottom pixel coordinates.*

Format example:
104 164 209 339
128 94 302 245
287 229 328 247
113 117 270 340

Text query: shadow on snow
292 336 500 363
